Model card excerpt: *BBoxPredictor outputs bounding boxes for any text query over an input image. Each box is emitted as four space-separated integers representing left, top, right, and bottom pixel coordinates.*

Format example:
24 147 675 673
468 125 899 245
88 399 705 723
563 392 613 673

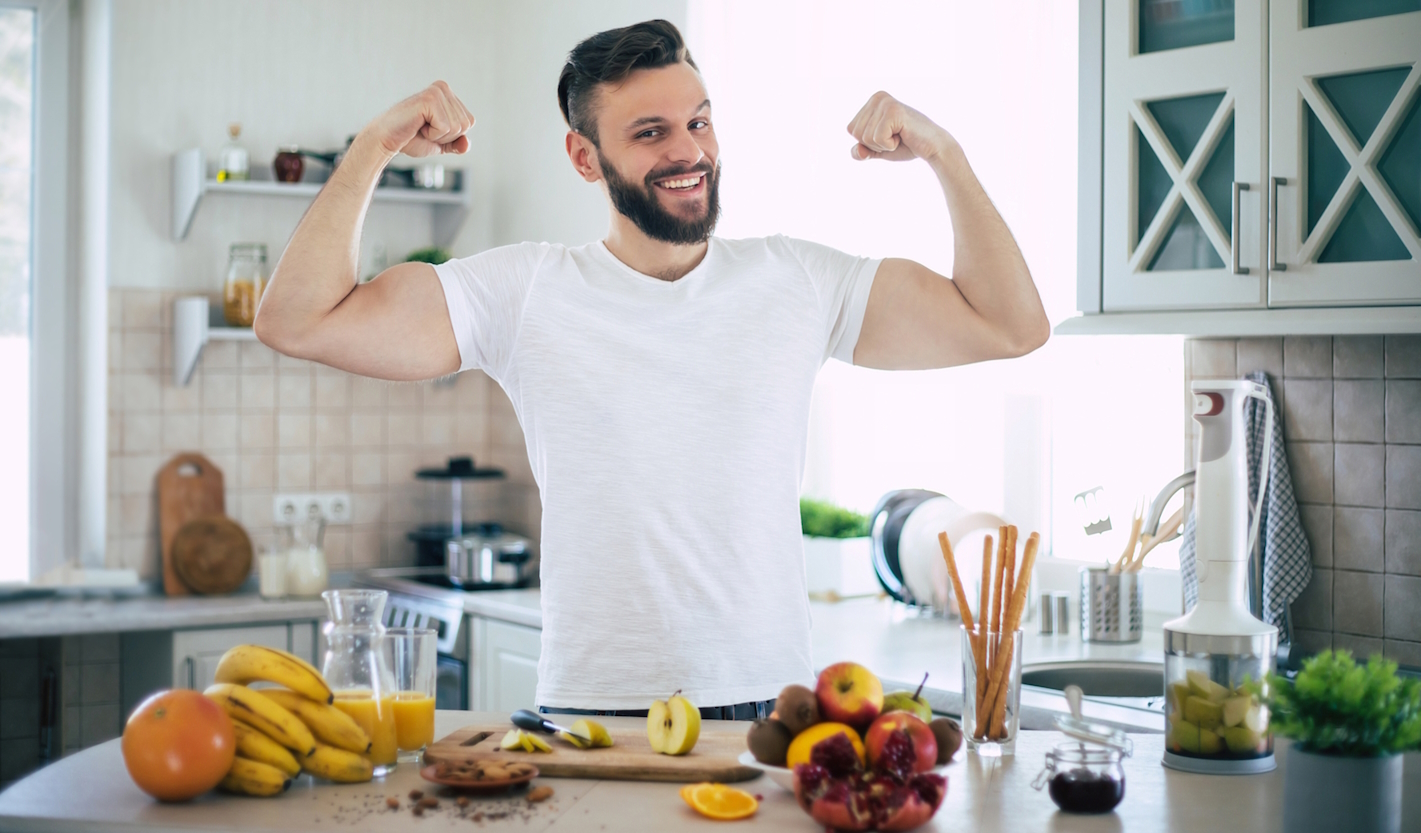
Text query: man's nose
665 127 704 167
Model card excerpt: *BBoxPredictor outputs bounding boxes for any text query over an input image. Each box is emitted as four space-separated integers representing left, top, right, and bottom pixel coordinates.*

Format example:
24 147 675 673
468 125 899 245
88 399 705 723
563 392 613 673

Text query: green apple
882 691 933 723
1222 695 1251 728
1244 703 1269 733
1186 670 1229 703
1168 681 1191 711
1199 727 1223 754
1184 695 1224 730
647 691 701 756
1169 719 1200 753
1224 726 1261 753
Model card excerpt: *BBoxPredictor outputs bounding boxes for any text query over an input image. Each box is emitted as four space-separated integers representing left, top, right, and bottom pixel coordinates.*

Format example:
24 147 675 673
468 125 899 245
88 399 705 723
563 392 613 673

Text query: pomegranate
793 734 949 831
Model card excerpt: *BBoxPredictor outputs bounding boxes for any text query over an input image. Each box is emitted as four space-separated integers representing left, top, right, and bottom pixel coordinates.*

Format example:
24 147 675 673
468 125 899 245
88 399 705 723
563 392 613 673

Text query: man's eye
691 120 709 130
638 129 659 139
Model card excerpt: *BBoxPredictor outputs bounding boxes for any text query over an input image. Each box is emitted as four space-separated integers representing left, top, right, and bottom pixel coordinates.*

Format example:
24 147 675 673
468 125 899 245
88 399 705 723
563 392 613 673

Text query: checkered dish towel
1180 372 1312 633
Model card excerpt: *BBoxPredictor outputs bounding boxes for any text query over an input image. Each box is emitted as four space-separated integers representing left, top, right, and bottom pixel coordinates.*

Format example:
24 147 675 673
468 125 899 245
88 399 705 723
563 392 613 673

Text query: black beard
599 157 721 245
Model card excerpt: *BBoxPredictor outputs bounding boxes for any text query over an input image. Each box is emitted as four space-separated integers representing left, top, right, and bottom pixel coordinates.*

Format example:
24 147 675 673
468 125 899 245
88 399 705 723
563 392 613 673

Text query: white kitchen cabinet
1102 0 1268 310
172 624 289 691
1074 0 1421 331
470 617 541 713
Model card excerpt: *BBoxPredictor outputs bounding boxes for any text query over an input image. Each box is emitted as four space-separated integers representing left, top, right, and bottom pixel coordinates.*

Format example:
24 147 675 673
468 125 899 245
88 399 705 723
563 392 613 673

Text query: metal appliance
409 456 512 568
445 527 532 588
1162 380 1277 775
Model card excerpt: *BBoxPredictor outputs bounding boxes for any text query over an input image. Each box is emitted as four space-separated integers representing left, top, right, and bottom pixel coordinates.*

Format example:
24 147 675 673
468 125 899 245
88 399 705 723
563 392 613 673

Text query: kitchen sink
1021 661 1164 698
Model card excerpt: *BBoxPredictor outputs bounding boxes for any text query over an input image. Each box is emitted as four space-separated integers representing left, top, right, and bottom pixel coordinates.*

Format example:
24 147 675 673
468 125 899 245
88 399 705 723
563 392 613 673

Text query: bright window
690 1 1185 569
0 5 34 582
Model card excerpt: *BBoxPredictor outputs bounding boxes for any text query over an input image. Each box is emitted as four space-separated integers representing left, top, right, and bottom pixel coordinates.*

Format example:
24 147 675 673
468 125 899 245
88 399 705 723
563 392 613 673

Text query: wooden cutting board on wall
156 453 227 596
424 723 760 783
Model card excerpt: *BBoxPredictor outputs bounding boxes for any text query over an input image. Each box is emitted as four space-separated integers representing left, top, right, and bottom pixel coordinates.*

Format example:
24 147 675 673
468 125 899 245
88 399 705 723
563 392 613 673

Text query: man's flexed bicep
279 262 462 382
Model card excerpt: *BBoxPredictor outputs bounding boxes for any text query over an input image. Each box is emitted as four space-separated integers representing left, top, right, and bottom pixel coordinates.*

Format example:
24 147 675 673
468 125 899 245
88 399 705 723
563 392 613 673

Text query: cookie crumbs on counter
418 796 439 809
408 789 424 800
386 797 400 810
456 796 471 808
412 805 424 817
527 786 554 803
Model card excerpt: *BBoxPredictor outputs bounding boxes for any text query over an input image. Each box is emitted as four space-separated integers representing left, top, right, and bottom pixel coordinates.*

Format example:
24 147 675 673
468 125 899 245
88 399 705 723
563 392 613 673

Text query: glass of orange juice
384 627 437 763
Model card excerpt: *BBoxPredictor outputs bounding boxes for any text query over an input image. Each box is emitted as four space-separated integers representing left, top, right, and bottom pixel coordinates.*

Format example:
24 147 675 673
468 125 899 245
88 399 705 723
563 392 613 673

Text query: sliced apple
1199 727 1223 755
526 732 553 753
1221 695 1250 728
647 691 701 756
500 729 524 751
1183 695 1224 730
1169 719 1200 753
1224 725 1261 753
573 719 614 748
1244 703 1269 734
1168 681 1191 711
1185 670 1229 703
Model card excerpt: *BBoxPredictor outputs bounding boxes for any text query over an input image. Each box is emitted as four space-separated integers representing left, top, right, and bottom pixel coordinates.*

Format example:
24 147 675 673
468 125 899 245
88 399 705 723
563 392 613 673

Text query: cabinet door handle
1232 182 1249 275
1269 177 1287 272
185 657 196 689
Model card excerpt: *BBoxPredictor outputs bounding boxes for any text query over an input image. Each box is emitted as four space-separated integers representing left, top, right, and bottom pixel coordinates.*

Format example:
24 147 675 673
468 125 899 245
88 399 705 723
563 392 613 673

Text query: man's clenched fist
846 91 954 163
366 81 475 160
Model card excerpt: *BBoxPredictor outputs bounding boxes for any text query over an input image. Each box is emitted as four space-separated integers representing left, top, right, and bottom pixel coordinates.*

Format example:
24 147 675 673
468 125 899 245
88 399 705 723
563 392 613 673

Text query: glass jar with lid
1031 685 1133 814
223 242 267 327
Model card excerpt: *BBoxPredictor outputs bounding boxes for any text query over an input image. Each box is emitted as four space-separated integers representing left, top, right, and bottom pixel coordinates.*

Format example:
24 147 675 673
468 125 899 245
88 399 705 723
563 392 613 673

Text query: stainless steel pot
444 529 532 587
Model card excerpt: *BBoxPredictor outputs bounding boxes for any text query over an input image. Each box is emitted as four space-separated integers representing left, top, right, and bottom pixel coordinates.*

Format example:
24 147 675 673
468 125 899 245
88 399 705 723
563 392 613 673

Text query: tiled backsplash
107 289 538 580
1185 336 1421 667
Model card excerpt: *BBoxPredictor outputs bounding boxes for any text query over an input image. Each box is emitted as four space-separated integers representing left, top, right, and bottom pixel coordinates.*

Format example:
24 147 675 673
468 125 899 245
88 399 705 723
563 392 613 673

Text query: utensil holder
1079 567 1142 643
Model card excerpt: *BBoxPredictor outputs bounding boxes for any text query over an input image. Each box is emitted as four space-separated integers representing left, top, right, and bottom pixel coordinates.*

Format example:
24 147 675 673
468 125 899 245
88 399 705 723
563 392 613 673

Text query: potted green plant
1267 651 1421 833
800 498 876 599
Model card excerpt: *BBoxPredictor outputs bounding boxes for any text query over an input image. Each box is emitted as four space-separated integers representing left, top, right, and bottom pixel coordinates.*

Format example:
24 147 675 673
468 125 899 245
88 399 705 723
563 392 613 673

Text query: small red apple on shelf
816 661 884 732
865 712 938 776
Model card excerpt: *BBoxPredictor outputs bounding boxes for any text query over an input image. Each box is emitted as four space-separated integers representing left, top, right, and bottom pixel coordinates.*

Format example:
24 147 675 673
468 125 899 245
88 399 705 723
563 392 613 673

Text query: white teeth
658 175 701 190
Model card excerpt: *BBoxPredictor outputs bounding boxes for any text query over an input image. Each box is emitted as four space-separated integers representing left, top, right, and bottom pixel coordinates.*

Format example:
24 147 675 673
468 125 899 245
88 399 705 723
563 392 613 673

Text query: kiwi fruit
746 718 792 766
775 684 821 735
930 717 963 764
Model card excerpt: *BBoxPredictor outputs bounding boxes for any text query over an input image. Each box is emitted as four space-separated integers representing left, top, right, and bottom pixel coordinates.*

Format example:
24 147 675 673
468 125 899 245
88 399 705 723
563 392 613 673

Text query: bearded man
255 20 1049 718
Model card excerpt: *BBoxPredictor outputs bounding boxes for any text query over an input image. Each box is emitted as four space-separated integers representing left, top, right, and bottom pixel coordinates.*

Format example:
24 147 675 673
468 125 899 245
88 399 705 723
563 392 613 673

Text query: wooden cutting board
156 453 227 596
424 723 761 783
171 516 252 595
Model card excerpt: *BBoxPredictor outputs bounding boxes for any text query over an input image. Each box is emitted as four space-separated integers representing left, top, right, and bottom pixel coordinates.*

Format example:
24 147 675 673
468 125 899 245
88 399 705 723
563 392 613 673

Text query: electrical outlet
273 492 352 525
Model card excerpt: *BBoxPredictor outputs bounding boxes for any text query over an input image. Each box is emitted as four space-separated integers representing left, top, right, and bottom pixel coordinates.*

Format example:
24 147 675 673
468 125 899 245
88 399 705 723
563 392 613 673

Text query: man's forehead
602 63 710 130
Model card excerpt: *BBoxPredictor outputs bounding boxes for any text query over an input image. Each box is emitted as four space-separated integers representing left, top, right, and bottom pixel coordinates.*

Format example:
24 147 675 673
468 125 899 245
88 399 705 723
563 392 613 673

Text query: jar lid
415 456 505 480
1053 713 1133 756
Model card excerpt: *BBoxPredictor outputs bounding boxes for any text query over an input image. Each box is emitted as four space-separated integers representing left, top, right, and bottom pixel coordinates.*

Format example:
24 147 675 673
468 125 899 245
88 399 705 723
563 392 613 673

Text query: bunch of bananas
202 645 375 796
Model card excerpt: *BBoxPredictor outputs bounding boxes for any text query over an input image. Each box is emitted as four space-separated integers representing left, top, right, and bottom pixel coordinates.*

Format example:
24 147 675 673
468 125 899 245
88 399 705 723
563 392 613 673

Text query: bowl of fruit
743 663 961 830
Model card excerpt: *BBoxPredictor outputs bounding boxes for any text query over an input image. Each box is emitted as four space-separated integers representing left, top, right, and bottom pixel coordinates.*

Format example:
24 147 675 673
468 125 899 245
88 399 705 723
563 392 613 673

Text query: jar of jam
1032 684 1133 814
1033 742 1126 813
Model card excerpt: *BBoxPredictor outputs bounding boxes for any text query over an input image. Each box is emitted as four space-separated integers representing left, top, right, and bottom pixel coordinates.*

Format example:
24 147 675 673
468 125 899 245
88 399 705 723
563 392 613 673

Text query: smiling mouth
655 172 706 191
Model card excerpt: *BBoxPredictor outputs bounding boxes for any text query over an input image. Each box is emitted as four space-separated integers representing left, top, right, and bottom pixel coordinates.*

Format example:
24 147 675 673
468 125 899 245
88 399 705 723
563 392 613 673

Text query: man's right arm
254 82 474 382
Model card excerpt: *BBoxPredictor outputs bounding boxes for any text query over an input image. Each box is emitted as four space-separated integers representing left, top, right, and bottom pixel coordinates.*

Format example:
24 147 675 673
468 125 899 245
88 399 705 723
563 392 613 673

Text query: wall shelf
1054 306 1421 337
172 296 259 386
171 148 472 246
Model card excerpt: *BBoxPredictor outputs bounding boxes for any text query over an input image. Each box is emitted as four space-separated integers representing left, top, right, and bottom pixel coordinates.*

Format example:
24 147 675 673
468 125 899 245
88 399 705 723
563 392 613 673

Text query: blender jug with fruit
1162 380 1277 775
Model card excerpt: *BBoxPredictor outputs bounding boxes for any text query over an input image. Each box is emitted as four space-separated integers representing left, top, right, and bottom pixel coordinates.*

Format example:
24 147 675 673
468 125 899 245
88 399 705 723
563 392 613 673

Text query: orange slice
682 782 758 821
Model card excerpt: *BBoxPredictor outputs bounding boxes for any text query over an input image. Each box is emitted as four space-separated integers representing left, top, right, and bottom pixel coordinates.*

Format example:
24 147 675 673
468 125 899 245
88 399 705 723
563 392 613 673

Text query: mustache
644 160 716 185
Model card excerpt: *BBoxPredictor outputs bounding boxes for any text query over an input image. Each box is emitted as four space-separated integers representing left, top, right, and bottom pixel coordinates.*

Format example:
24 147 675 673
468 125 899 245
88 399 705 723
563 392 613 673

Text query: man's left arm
846 92 1051 371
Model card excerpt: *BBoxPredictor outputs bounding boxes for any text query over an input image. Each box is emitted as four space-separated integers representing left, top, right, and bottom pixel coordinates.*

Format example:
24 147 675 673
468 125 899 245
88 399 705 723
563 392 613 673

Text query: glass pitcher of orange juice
321 589 399 775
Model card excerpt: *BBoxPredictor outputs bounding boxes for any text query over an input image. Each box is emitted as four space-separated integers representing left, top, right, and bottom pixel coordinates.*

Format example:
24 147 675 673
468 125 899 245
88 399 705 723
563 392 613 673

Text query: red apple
864 712 938 776
816 662 884 732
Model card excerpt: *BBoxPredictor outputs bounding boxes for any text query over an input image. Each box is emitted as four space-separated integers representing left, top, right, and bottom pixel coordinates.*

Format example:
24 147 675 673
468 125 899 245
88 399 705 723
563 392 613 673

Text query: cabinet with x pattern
1095 0 1420 312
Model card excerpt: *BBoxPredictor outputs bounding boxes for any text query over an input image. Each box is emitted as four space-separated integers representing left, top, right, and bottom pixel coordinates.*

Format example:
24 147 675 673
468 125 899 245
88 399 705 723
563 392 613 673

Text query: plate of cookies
421 760 540 792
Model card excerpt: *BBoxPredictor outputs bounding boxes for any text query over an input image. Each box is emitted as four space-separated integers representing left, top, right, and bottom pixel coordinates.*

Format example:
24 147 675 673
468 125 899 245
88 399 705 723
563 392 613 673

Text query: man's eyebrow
625 100 712 132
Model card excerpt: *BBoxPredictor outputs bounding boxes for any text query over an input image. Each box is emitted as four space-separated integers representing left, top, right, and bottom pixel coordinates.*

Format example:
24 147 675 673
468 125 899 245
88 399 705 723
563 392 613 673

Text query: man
256 20 1048 719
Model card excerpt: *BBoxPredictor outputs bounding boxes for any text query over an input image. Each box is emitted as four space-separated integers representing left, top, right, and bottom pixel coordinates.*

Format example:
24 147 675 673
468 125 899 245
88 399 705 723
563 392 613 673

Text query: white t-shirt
435 235 881 709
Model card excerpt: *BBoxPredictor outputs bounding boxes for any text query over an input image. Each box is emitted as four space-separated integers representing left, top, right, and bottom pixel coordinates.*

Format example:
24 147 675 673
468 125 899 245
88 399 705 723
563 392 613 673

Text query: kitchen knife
510 709 591 744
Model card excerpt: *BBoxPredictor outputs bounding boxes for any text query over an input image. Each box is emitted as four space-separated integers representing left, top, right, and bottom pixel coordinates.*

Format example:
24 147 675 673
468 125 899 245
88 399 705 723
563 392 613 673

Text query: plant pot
1283 745 1402 833
802 536 877 597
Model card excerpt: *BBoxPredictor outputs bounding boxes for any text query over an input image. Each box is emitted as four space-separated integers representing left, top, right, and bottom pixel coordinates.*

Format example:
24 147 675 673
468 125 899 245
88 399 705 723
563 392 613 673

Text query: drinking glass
961 625 1024 757
385 627 438 763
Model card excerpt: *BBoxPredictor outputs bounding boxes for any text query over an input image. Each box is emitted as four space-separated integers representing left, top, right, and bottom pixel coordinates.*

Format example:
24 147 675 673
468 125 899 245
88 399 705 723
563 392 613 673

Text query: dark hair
557 19 698 146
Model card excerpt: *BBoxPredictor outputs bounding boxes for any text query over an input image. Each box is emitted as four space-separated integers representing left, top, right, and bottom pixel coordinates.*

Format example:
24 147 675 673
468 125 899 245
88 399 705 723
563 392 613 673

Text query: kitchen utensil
420 762 538 792
1108 496 1144 574
736 751 950 793
272 146 303 182
387 627 438 762
1080 567 1143 642
323 589 399 775
1128 506 1184 571
1162 380 1278 776
1072 487 1112 536
510 710 590 744
157 453 226 596
425 722 760 783
445 528 531 587
170 515 252 594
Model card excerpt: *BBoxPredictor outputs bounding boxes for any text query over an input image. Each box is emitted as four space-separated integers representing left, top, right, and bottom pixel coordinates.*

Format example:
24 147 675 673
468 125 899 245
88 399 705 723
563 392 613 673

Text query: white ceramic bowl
737 751 951 793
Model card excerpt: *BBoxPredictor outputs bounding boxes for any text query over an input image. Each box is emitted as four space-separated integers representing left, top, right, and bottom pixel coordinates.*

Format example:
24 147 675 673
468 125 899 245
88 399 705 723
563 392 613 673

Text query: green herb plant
1266 650 1421 757
800 498 870 539
405 246 453 265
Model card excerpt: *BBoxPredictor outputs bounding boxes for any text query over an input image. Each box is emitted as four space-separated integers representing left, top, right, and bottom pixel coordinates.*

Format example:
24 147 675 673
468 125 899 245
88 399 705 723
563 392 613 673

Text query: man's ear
565 131 601 183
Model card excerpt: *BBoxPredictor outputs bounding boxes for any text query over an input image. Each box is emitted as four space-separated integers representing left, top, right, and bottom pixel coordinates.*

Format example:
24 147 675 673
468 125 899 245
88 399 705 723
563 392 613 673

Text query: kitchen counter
2 711 1416 832
0 591 328 638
